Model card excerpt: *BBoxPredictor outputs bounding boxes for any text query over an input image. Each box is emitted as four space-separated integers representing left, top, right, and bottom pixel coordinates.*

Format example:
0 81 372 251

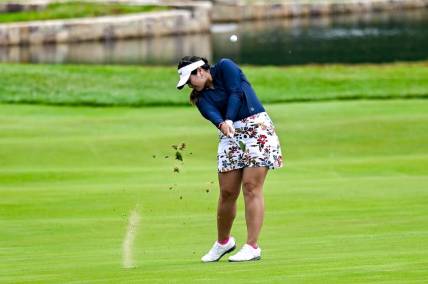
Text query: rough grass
0 2 167 23
0 61 427 107
0 100 427 283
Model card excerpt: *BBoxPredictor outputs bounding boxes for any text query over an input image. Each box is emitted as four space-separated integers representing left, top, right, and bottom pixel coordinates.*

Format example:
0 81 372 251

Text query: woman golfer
176 56 283 262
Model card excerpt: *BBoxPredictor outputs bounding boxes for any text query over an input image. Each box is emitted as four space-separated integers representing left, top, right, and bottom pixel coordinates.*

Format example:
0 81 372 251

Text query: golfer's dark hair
177 56 210 105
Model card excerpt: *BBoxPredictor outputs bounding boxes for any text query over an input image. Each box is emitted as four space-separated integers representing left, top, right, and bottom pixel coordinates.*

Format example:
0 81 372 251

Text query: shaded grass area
0 100 427 283
0 2 167 23
0 61 427 107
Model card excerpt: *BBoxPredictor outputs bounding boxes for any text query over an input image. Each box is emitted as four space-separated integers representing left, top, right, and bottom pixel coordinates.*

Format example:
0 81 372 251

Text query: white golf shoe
201 237 236 262
228 244 261 262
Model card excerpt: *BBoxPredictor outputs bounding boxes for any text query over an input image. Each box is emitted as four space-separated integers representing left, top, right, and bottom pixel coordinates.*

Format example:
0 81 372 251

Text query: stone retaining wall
1 0 428 45
0 1 211 45
212 0 428 22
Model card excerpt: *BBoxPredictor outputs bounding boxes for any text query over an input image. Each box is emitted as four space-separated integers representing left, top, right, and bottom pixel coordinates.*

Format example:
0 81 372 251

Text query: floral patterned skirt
217 112 284 173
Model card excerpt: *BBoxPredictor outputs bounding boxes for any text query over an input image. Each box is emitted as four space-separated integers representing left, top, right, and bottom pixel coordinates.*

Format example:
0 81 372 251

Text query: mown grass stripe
1 61 427 107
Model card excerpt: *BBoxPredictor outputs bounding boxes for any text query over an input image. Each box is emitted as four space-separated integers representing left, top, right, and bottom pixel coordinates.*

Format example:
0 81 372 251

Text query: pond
1 9 427 66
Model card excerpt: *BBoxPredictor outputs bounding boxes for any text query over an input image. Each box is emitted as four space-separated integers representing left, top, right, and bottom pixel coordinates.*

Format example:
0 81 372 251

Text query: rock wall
1 0 428 45
212 0 428 22
0 1 211 45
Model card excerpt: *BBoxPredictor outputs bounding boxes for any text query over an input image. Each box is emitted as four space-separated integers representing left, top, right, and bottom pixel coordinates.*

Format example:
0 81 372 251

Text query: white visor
176 60 205 89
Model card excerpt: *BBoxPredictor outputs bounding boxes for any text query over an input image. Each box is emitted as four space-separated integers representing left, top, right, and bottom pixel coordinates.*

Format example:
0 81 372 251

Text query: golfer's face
188 69 205 92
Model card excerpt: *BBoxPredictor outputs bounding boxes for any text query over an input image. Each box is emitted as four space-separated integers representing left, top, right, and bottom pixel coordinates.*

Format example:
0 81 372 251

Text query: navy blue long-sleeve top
195 58 265 128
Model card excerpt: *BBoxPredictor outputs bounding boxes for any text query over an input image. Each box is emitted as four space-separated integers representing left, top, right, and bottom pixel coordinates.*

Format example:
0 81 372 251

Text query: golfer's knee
220 188 239 201
243 180 260 199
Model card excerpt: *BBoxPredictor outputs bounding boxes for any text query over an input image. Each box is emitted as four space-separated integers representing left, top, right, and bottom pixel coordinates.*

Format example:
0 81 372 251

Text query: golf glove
225 120 235 138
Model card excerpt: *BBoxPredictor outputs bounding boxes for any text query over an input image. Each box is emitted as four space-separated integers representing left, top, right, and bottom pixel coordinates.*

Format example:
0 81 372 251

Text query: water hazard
1 9 427 65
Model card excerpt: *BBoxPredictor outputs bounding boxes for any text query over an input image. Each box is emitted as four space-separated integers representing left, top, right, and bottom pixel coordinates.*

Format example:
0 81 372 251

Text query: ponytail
189 89 201 105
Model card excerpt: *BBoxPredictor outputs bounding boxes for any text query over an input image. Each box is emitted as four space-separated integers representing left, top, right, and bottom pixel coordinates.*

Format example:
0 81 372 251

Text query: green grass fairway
1 62 427 106
1 100 427 283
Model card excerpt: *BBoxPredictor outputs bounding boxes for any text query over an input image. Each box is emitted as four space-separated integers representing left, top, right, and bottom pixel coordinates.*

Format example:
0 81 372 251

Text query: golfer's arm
225 93 243 122
220 58 244 122
196 99 224 128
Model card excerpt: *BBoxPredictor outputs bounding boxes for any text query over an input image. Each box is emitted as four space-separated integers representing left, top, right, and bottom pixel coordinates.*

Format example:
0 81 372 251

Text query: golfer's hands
219 120 235 138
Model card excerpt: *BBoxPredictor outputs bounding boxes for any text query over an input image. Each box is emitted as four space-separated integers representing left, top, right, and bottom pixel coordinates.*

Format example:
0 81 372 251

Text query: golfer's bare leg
242 167 268 247
217 169 242 241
